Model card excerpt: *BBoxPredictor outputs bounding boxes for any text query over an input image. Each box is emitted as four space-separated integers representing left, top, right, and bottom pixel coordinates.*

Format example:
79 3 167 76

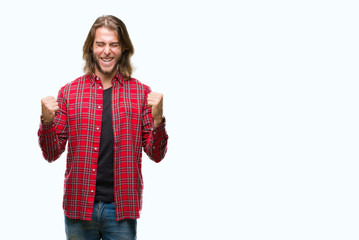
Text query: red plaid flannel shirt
38 72 168 221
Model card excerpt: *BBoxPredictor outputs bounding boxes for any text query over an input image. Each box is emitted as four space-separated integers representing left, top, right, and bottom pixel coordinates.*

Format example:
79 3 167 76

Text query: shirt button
98 106 101 109
96 127 100 131
92 169 96 172
94 147 98 151
91 190 94 193
99 86 102 89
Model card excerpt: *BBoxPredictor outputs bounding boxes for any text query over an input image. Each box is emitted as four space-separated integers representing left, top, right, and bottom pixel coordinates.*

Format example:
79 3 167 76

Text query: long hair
83 15 134 79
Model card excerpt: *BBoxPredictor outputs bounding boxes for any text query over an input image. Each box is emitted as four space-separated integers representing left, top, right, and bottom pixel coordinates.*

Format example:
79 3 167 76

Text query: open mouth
101 58 114 63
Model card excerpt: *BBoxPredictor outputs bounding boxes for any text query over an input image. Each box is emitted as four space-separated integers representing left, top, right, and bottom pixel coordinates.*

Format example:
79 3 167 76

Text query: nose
104 45 111 54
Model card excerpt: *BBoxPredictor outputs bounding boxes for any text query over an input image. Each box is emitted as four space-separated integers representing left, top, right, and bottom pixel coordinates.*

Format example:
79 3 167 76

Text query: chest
66 84 143 122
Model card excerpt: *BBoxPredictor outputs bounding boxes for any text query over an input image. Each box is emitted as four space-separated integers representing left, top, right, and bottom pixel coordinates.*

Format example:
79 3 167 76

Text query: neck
95 70 116 89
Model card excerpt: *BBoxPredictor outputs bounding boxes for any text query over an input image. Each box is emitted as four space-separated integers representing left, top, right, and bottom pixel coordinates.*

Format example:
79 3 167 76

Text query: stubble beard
94 56 120 77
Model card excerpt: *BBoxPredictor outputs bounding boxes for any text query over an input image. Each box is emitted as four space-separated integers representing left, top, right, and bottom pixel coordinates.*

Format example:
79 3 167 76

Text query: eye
111 43 120 47
96 42 105 47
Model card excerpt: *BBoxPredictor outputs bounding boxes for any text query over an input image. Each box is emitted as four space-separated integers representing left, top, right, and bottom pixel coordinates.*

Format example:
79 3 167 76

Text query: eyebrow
95 41 120 44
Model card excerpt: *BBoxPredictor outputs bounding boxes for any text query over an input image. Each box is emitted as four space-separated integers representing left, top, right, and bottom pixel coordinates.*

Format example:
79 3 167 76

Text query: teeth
102 58 113 62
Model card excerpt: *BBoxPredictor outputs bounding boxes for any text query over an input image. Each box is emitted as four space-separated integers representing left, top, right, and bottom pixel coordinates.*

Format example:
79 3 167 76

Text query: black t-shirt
95 87 114 202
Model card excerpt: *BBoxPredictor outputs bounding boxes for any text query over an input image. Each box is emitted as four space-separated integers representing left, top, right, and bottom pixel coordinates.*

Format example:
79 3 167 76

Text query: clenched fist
41 96 59 123
147 92 164 127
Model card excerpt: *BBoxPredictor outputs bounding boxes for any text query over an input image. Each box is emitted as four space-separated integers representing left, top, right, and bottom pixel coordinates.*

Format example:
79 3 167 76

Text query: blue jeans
65 202 137 240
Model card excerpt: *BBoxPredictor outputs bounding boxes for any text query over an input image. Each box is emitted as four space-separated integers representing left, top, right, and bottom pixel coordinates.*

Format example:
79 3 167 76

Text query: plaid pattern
38 72 168 221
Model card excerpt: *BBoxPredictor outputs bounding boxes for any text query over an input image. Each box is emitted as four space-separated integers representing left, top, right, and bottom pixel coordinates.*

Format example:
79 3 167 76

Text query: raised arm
142 87 168 162
38 88 68 162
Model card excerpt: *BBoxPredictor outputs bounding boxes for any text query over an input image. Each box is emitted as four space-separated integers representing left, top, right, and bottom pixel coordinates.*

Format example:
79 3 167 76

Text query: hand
41 96 59 123
147 92 164 127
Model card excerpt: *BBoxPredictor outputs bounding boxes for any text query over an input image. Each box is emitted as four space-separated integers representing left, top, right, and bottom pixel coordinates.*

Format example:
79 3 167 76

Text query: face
92 27 122 77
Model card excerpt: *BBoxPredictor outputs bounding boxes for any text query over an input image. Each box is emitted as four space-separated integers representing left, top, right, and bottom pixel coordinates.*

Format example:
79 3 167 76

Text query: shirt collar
89 72 124 86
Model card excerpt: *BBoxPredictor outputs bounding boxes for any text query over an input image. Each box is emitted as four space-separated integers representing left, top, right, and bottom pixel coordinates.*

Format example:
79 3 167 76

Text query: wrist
154 116 164 127
41 115 53 124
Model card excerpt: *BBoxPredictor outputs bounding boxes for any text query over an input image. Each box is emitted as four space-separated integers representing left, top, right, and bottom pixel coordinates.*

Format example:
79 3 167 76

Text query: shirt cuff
39 117 55 134
152 117 166 136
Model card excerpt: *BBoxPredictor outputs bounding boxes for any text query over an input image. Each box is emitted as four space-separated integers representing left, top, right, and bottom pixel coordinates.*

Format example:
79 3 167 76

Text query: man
38 15 168 240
